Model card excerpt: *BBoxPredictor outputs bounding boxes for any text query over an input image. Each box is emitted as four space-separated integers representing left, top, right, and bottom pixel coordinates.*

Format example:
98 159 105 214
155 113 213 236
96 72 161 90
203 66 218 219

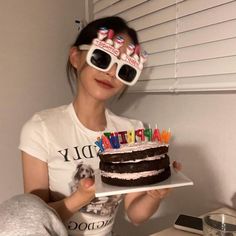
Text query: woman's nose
106 63 117 79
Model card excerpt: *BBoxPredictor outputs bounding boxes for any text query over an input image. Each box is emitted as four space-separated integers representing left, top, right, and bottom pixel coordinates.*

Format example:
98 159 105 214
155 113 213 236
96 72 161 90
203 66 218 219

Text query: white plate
95 168 193 197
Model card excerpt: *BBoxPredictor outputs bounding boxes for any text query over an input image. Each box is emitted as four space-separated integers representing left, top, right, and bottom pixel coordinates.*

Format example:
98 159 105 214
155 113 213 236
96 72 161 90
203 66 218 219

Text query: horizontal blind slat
178 19 236 48
93 0 120 13
178 1 236 33
128 79 177 93
177 56 236 77
141 65 176 80
94 0 147 18
177 37 236 63
138 21 176 42
128 5 176 31
146 50 175 67
120 0 177 21
178 0 234 17
176 73 236 92
142 35 176 53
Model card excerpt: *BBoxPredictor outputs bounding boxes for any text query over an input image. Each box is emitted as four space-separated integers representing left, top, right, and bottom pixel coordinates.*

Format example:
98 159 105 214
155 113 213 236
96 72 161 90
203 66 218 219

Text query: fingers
172 160 182 171
80 178 95 188
147 188 171 200
72 178 95 207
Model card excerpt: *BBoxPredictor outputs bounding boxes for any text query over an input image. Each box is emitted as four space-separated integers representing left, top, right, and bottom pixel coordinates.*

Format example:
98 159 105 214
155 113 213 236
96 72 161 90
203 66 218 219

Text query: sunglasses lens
118 65 137 82
91 49 111 69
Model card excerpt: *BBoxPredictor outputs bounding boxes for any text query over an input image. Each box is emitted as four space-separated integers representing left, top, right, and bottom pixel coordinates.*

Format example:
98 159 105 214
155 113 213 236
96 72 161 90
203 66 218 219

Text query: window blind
89 0 236 93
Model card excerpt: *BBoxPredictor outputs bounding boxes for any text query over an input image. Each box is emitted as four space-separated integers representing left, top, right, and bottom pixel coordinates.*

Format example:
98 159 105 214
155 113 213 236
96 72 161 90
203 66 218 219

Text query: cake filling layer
101 169 165 180
110 154 165 163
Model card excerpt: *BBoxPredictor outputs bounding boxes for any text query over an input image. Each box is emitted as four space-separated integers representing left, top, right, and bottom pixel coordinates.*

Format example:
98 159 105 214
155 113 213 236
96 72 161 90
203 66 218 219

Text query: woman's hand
173 160 182 171
64 178 95 214
147 160 182 200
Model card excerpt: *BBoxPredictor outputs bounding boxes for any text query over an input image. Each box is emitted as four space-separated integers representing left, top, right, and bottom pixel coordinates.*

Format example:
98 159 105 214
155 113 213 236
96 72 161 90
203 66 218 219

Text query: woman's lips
95 79 114 89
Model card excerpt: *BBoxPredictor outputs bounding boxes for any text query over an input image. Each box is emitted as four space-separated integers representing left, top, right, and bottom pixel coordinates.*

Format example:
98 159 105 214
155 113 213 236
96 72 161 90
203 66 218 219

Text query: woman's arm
22 152 95 221
124 161 182 225
124 188 170 225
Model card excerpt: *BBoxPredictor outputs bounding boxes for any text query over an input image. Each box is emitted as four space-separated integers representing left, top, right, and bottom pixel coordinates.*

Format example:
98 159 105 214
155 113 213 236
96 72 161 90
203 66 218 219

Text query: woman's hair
66 16 139 94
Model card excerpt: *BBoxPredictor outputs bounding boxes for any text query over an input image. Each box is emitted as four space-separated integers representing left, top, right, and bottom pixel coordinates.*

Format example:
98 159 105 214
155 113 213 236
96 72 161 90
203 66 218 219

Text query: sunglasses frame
79 42 141 86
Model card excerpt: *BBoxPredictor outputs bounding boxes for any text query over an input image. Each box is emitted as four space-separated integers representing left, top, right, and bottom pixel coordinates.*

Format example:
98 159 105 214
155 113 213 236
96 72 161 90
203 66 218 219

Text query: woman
1 16 180 236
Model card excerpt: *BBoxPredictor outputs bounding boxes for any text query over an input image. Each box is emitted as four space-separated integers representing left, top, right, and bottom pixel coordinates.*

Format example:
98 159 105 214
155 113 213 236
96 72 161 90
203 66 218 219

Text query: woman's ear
69 47 81 69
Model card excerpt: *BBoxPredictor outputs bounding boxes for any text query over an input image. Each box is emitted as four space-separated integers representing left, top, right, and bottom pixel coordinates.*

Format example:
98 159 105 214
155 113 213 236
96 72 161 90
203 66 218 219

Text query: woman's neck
73 95 107 132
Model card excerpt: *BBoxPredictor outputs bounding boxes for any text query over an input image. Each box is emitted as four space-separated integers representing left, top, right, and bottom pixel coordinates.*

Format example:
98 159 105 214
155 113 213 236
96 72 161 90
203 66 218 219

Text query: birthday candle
152 124 161 142
160 129 171 144
127 129 135 144
135 129 145 142
118 131 128 144
144 126 152 141
110 132 120 149
95 137 104 152
102 135 112 149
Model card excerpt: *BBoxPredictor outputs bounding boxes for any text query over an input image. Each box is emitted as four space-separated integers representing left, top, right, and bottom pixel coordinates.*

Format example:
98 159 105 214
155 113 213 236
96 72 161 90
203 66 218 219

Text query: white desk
150 207 236 236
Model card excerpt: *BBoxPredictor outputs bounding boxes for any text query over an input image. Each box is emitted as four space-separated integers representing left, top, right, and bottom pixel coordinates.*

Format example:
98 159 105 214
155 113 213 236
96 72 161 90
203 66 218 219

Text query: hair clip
75 20 83 31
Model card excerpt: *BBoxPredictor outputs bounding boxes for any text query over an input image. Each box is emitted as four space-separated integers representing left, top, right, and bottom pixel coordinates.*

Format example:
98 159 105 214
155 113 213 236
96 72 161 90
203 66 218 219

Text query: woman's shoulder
28 103 72 122
22 103 73 131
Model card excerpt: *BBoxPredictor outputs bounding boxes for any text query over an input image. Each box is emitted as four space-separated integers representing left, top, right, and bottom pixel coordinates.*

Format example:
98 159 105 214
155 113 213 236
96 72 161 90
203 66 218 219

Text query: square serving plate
95 168 193 197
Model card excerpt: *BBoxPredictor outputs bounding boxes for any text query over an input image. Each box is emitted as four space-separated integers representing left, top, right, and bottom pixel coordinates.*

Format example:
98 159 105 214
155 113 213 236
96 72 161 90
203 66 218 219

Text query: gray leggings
0 193 68 236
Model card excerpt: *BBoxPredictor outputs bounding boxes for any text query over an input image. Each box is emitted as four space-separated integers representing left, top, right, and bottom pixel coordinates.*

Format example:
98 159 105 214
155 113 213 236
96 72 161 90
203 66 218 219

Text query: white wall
111 92 236 235
0 0 84 202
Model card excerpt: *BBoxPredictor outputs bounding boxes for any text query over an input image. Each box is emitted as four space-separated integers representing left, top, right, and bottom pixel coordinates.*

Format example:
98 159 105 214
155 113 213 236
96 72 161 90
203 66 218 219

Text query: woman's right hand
65 178 95 213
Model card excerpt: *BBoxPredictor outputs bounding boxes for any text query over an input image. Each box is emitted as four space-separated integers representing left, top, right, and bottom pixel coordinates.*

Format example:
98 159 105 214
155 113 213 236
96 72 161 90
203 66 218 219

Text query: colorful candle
127 129 135 143
118 131 128 144
144 127 152 141
152 124 161 142
160 129 171 144
135 129 145 142
95 137 104 152
102 135 112 149
109 132 120 149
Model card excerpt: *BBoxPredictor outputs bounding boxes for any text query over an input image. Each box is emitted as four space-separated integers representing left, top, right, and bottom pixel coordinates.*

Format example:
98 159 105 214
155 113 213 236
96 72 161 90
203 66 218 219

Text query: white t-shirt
19 103 143 236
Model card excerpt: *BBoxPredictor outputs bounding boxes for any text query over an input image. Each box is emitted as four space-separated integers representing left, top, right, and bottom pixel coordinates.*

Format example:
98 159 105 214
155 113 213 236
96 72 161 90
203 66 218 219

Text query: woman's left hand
146 160 182 200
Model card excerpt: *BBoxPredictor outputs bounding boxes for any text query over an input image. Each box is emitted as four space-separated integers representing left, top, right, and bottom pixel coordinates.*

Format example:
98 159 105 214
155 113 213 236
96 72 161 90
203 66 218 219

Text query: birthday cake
96 128 171 187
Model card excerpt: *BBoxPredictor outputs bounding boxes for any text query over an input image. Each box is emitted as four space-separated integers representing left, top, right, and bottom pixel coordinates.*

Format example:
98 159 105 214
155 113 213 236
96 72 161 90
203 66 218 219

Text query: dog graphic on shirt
70 162 95 193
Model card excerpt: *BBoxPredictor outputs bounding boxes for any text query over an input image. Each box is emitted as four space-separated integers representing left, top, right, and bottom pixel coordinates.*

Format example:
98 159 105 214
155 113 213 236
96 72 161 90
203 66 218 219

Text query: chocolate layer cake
98 142 171 186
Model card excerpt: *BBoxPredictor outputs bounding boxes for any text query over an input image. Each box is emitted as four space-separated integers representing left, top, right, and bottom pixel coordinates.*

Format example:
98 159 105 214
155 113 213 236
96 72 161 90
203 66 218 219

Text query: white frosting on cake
101 141 168 155
101 169 165 180
110 154 165 163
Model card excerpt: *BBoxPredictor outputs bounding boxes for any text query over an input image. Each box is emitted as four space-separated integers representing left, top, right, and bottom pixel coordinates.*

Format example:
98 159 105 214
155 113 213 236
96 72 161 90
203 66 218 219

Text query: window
88 0 236 93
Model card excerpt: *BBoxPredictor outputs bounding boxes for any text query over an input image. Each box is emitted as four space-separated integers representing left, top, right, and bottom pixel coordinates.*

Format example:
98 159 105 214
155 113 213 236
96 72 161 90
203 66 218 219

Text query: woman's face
75 33 133 102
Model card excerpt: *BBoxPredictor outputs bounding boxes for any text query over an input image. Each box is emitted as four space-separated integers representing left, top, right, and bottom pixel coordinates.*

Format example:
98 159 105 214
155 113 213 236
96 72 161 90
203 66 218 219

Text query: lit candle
152 124 161 142
160 129 171 144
